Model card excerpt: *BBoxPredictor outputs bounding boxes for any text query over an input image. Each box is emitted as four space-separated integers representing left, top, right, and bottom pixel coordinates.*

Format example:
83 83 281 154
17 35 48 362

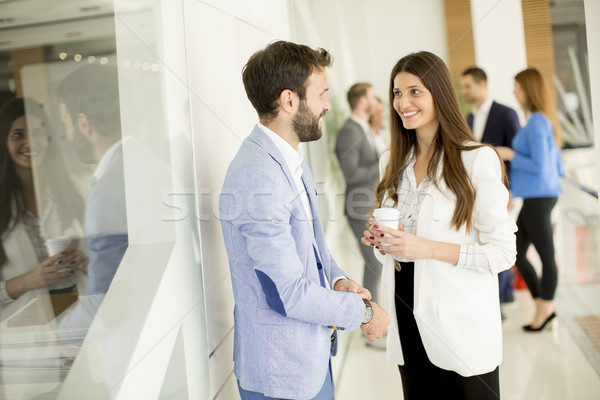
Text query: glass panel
0 1 208 398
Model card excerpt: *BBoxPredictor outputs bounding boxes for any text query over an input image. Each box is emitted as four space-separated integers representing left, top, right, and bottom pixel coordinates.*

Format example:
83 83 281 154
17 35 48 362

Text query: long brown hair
0 98 26 266
514 68 563 147
0 97 84 266
377 51 502 232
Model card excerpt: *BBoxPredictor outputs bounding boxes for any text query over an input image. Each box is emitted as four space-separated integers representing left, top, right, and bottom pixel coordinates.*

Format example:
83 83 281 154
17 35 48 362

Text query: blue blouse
510 112 565 199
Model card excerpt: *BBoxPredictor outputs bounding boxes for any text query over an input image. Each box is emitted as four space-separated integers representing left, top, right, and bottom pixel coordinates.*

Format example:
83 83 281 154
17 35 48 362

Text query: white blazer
377 145 517 377
1 203 86 322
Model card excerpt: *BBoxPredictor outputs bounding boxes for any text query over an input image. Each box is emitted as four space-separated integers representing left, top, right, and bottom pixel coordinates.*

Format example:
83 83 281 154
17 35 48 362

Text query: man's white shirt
350 114 378 152
258 123 313 231
470 96 494 142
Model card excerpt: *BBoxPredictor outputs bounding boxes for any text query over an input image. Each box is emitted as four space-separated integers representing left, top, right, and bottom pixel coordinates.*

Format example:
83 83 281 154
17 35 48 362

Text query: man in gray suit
335 83 382 306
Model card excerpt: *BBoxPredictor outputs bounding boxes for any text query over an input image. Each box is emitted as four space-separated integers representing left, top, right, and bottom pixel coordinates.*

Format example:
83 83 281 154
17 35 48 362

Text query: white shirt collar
93 139 123 180
472 96 493 115
257 123 304 174
350 114 371 134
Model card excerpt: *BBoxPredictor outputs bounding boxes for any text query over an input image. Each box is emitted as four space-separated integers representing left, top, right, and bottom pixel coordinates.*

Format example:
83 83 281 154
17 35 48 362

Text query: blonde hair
515 68 563 147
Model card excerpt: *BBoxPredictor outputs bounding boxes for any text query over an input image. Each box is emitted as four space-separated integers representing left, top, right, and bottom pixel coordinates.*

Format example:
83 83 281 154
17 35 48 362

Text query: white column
183 1 291 398
583 0 600 214
471 0 528 112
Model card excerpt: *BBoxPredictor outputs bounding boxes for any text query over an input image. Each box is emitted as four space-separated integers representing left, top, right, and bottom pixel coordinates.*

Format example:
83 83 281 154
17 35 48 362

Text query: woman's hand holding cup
361 208 403 250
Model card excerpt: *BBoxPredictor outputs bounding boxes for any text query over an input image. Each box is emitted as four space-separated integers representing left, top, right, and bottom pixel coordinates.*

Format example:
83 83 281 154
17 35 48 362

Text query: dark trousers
395 262 501 400
498 269 513 302
515 197 558 300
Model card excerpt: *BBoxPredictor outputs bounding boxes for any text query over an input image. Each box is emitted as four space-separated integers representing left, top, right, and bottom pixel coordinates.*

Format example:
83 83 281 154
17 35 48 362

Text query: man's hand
360 300 390 342
333 279 371 300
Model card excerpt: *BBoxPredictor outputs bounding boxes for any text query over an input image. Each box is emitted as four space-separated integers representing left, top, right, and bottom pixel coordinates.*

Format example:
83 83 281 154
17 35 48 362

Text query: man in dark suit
461 67 520 304
335 83 382 308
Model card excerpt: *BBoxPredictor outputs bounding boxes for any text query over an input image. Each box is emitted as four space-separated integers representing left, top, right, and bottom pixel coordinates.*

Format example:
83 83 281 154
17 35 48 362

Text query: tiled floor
335 289 600 399
328 156 600 399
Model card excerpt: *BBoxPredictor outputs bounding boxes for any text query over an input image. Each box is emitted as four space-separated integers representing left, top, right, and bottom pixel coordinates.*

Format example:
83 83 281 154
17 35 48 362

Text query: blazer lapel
466 113 474 131
481 101 497 144
250 128 328 285
301 160 330 284
248 127 297 190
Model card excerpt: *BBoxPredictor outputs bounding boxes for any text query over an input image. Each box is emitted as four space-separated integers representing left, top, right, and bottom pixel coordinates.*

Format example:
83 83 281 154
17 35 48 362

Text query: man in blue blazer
461 67 521 305
220 41 390 400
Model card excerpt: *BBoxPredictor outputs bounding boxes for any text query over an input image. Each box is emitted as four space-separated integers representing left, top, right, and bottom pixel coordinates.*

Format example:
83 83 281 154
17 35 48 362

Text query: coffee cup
45 237 73 256
45 237 74 273
372 208 401 246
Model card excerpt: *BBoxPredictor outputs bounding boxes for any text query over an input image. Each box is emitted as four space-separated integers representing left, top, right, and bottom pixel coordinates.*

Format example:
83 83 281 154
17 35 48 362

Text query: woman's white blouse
384 150 497 273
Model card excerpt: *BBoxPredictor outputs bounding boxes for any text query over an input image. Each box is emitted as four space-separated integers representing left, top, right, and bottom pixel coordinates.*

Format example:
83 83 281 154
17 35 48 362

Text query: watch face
363 306 374 324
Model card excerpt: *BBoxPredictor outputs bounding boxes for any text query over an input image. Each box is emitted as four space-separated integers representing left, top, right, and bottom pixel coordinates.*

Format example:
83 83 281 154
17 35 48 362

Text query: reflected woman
496 68 565 332
361 52 517 399
0 97 87 320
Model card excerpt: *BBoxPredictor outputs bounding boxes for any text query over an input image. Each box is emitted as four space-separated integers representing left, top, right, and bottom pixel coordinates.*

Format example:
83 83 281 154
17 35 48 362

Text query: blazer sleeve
335 124 379 186
504 107 520 146
456 147 517 274
511 115 552 174
221 165 365 330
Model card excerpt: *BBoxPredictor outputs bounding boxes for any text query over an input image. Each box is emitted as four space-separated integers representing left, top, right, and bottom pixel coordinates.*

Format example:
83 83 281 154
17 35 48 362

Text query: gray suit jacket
335 118 380 218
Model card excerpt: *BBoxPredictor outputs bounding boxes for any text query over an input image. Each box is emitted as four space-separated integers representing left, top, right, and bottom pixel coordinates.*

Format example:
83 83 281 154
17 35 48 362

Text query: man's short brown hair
347 83 371 110
242 40 332 123
461 67 487 83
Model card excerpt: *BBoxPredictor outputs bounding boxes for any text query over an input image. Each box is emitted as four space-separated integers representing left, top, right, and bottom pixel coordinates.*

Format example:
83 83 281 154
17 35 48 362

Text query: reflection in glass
0 97 87 377
0 64 130 392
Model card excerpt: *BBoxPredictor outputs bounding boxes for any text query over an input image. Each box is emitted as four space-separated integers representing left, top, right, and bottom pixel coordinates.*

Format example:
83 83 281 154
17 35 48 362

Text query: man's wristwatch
362 298 374 325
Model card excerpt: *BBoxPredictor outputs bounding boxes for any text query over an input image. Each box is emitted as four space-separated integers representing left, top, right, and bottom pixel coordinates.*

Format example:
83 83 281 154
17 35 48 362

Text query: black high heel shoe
523 312 556 332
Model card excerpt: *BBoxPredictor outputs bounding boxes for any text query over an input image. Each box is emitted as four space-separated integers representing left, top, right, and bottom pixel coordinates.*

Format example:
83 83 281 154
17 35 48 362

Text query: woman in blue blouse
497 68 565 332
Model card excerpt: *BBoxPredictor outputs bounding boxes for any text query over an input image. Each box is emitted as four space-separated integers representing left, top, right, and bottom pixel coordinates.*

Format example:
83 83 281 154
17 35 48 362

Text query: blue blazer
220 126 364 399
85 144 128 295
510 113 565 199
468 101 520 183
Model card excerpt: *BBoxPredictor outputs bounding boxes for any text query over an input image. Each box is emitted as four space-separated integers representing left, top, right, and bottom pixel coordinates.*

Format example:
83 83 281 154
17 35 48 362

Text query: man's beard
293 100 323 143
463 95 476 104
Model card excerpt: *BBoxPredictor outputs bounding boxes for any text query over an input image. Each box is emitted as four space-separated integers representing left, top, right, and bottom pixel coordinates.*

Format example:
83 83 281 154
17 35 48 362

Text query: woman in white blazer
361 52 517 399
0 98 87 321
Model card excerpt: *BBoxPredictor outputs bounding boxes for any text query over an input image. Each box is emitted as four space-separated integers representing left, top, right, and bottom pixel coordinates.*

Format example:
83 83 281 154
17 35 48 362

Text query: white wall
583 0 600 214
290 0 447 117
183 1 291 398
471 0 527 113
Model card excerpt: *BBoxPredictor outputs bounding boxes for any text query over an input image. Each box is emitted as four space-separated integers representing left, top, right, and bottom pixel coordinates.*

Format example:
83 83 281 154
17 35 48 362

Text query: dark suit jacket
467 101 520 184
335 118 379 218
